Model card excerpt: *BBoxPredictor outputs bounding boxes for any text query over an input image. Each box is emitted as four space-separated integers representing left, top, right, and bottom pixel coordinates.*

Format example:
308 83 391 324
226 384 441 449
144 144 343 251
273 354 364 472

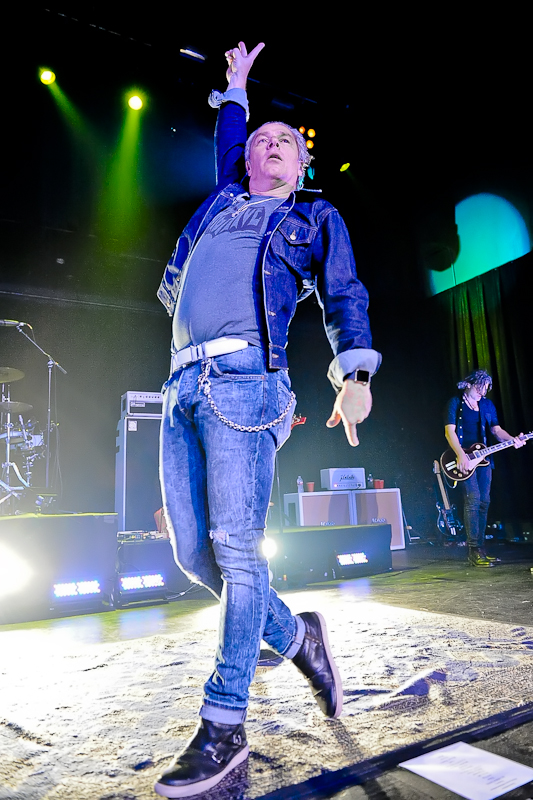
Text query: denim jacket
158 97 381 390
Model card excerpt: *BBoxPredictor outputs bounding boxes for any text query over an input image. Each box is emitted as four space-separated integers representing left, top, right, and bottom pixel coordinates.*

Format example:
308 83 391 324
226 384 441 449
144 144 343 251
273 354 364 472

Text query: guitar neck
433 460 452 509
469 432 532 461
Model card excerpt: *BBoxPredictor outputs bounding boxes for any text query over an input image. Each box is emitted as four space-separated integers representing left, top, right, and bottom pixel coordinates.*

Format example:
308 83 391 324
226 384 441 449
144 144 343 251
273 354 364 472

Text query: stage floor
2 542 533 799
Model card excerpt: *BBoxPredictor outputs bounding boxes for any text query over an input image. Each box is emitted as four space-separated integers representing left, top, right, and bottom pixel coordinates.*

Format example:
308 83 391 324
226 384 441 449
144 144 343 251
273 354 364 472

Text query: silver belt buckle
194 343 205 361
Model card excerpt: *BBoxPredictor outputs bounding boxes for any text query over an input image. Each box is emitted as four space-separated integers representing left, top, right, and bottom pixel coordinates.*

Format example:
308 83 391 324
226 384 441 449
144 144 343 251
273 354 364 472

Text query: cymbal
0 367 25 383
0 400 33 414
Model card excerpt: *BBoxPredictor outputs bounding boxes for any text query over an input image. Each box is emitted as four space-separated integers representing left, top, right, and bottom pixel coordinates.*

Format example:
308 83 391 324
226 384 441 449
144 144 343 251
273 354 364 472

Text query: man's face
246 124 302 193
467 381 489 401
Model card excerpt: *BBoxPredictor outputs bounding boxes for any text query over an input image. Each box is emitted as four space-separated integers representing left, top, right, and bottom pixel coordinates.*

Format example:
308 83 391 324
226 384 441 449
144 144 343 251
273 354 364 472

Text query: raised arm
213 42 265 188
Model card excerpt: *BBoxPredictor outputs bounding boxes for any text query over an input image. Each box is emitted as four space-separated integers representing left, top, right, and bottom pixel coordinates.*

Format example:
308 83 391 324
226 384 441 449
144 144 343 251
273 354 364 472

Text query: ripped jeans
160 346 304 724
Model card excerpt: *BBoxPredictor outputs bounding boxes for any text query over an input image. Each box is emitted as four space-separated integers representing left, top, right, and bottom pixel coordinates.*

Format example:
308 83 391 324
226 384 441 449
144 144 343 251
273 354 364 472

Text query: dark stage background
2 8 532 535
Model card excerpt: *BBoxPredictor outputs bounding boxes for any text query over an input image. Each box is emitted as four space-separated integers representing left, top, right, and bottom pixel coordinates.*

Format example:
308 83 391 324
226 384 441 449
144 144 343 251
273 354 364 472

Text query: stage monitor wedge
267 523 392 587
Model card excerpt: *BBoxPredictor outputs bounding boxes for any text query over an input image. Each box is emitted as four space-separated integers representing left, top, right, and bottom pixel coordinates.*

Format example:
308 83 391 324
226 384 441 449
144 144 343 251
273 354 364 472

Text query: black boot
468 547 494 567
154 718 248 798
478 547 502 564
292 611 343 718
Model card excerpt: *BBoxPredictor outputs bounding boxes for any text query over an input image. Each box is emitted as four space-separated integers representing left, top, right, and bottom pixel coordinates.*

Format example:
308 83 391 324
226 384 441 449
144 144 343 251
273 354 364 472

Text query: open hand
225 41 265 89
326 381 372 447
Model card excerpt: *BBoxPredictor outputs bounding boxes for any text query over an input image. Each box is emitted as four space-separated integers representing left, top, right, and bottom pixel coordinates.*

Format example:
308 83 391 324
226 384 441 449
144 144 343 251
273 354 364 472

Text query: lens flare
40 70 56 85
262 537 277 559
0 544 33 598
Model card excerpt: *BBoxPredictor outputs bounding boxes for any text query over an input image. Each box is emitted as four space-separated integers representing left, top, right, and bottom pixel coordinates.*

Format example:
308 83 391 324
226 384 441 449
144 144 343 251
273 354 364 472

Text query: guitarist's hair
457 369 492 392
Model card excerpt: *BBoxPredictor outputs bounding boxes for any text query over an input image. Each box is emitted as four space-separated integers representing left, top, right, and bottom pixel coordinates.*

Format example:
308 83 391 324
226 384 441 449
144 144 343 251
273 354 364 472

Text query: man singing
155 42 381 797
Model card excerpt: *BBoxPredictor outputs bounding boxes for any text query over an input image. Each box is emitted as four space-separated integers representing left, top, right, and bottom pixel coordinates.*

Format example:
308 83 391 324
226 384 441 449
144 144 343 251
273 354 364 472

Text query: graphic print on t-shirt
172 196 283 351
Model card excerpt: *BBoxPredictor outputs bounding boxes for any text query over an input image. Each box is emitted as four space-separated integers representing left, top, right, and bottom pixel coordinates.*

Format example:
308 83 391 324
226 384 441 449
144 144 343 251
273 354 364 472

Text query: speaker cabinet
115 415 162 532
284 491 356 527
354 488 405 549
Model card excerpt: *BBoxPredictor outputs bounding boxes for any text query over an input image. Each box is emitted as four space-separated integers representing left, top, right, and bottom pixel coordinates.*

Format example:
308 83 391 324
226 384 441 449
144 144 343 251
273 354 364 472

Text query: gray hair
245 121 314 190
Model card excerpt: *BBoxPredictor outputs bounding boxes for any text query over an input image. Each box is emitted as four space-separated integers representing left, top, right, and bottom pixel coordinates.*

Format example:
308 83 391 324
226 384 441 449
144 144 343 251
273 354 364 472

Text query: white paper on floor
400 741 533 800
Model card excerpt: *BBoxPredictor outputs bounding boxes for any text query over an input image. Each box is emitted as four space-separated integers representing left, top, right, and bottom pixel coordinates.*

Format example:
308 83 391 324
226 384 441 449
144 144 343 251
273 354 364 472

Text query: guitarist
444 369 526 567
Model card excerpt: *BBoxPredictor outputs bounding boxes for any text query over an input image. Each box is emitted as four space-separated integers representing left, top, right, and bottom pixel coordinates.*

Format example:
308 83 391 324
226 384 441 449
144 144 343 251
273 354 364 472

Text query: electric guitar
440 432 533 481
433 460 463 537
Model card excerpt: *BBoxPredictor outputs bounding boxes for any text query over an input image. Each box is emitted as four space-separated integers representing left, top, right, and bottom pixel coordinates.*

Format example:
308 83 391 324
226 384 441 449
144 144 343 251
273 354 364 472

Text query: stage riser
0 517 391 622
0 513 118 621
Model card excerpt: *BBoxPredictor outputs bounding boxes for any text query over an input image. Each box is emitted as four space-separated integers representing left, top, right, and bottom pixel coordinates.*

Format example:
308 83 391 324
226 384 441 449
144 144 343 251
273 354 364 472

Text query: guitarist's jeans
461 465 492 547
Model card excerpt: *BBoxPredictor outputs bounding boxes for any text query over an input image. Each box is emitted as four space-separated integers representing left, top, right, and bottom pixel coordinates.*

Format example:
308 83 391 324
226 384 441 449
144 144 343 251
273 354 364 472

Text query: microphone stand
15 326 67 489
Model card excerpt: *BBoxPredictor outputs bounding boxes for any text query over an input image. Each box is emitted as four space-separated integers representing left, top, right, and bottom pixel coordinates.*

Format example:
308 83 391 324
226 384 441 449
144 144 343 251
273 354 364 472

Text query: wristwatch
344 369 370 385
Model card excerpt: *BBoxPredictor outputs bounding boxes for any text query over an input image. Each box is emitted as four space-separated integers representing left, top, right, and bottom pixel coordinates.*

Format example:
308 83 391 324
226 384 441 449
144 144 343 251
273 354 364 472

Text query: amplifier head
320 468 366 491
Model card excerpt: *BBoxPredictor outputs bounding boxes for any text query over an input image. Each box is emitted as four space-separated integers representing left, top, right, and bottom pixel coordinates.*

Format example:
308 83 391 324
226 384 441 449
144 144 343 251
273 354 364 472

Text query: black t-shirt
461 404 481 448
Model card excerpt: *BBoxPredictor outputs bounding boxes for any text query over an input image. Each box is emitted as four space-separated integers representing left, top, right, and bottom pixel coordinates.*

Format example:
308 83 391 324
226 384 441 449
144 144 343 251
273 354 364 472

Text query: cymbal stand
15 325 67 489
18 415 39 487
0 385 28 509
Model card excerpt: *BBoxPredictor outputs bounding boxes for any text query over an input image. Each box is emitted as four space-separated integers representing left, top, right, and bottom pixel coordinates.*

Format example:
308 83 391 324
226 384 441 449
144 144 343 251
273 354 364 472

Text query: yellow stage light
40 70 56 85
299 126 306 135
128 95 143 110
307 128 316 138
306 140 314 149
340 162 351 172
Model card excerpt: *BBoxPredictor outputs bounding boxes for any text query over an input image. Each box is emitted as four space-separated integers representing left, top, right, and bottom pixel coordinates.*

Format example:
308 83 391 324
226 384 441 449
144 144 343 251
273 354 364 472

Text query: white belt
171 337 249 373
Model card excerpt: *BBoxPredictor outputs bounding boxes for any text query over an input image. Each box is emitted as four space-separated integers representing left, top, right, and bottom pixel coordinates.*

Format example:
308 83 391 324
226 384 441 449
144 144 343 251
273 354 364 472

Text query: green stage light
40 69 56 85
128 95 143 110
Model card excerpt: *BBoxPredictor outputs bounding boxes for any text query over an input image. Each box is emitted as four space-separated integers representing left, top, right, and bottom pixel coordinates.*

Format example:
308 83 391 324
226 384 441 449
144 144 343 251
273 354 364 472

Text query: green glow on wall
429 193 530 295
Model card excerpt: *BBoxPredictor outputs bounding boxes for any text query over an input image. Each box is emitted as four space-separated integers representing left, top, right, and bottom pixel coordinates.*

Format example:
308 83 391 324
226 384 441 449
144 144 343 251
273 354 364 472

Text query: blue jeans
160 346 305 724
461 465 492 548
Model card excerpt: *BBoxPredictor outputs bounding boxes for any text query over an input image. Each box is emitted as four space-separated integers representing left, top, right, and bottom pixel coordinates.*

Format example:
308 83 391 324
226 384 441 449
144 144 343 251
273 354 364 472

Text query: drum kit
1 366 46 511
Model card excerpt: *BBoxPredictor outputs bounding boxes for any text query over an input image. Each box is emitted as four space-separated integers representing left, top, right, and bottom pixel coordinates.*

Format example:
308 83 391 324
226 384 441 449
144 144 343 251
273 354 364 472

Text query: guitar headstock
291 414 307 430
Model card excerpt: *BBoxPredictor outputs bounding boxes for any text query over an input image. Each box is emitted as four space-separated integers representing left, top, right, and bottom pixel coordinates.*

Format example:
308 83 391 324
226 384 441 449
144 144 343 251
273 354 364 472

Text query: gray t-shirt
172 194 283 351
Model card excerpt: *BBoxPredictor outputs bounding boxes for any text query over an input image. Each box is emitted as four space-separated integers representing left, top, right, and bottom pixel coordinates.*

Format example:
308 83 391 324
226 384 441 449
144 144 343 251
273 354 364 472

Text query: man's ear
245 160 251 176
